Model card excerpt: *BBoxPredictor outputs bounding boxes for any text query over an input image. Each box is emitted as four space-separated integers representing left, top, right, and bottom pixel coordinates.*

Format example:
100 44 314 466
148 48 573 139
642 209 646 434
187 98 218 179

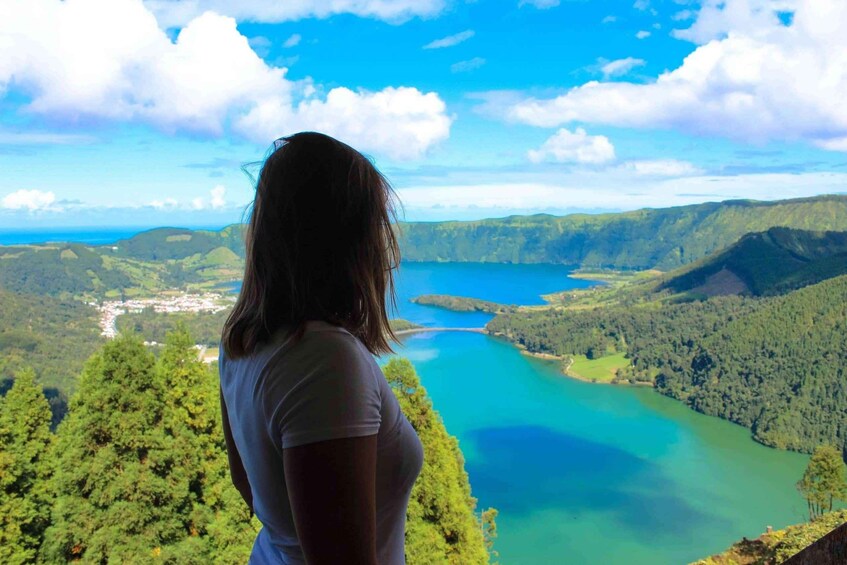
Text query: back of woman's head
222 132 401 358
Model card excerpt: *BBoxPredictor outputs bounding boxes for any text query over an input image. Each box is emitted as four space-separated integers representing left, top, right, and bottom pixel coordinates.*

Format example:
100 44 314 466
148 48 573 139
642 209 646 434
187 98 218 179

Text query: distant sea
0 226 225 246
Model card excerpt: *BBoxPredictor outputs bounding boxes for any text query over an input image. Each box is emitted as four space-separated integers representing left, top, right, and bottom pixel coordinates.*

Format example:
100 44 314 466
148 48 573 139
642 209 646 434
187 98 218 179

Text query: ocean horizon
0 225 228 247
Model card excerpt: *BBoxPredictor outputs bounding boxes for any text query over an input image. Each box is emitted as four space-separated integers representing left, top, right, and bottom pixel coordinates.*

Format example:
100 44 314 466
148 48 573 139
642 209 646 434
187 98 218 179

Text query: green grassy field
567 352 629 383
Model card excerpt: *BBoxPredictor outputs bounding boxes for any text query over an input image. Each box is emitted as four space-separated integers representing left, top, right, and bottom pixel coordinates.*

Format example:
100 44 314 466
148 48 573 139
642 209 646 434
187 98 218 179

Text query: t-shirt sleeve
274 333 382 449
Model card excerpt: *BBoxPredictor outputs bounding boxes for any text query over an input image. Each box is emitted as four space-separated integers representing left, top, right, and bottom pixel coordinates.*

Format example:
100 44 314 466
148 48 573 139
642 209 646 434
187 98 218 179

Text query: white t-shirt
219 321 424 564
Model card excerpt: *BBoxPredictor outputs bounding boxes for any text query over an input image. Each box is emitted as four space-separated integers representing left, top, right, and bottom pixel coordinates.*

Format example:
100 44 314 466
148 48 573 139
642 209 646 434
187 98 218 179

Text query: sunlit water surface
383 262 808 565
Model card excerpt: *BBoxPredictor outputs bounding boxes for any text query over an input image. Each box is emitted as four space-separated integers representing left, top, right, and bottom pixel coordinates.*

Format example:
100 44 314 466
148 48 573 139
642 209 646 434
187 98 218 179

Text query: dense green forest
117 308 232 347
657 274 847 453
0 330 495 564
0 288 101 423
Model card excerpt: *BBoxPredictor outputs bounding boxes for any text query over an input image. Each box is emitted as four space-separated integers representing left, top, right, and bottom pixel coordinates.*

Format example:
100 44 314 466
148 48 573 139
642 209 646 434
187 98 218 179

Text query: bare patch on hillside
690 267 748 297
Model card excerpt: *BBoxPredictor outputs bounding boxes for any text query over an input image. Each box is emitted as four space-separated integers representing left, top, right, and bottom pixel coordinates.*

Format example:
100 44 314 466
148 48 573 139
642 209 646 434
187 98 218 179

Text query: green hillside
657 274 847 453
0 288 102 423
2 196 846 300
487 273 847 454
399 195 847 269
661 227 847 297
113 226 244 261
0 244 134 297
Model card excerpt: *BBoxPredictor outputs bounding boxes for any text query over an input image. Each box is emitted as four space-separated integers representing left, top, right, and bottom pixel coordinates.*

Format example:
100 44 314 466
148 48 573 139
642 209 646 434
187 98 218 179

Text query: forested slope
0 288 101 395
399 195 847 269
661 227 847 296
657 275 847 452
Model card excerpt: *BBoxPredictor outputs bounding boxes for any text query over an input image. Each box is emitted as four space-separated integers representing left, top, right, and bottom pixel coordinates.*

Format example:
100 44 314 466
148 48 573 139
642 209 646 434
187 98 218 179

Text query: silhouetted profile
219 132 423 564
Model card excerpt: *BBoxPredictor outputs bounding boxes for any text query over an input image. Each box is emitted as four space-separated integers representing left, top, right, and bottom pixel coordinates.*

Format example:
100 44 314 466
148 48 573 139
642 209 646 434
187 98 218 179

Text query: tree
0 368 54 564
154 325 257 563
481 507 499 564
382 357 493 564
40 334 193 562
41 330 258 563
796 445 847 521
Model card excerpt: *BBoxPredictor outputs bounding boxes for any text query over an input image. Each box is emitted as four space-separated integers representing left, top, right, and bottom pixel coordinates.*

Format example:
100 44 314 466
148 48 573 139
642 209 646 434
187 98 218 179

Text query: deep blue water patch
464 425 732 542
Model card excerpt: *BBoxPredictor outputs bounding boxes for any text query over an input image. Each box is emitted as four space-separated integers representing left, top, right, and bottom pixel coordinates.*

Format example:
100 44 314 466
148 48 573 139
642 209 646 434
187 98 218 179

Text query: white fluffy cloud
2 189 57 211
210 185 226 208
600 57 646 78
502 0 847 151
0 0 451 160
144 0 446 28
186 185 227 210
674 0 797 44
528 128 616 164
235 86 451 160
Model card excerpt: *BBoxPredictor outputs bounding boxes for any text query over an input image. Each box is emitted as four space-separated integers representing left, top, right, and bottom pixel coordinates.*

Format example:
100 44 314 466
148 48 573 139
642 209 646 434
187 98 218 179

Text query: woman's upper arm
219 385 253 514
275 333 383 564
283 434 378 565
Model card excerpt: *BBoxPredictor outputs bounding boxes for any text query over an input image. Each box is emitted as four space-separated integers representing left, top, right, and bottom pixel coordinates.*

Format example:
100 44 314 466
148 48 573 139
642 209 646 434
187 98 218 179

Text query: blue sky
1 0 846 227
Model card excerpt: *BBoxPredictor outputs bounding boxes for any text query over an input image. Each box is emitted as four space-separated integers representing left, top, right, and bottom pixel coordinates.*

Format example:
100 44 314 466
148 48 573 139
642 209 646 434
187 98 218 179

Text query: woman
219 132 424 565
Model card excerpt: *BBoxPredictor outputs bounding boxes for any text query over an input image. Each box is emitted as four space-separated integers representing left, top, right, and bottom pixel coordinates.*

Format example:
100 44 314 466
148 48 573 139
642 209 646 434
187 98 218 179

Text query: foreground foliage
0 332 491 563
383 358 496 564
694 509 847 565
41 332 257 563
0 369 53 564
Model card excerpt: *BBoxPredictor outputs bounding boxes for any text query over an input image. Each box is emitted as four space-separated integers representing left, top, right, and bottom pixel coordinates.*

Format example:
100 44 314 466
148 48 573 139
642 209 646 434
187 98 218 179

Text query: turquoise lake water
384 262 809 565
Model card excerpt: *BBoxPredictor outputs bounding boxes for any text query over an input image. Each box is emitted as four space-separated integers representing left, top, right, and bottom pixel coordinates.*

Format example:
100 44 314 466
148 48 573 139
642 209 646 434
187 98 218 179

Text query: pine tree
797 445 847 521
0 368 54 564
40 334 193 562
154 325 257 563
41 331 258 563
382 357 493 564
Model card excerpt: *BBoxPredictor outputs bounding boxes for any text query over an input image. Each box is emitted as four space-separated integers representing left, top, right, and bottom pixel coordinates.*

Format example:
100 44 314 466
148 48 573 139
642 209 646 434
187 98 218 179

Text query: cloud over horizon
497 0 847 152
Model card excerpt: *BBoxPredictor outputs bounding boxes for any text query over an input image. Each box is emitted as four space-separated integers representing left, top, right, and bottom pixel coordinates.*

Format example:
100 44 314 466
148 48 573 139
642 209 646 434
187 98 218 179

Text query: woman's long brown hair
222 132 401 358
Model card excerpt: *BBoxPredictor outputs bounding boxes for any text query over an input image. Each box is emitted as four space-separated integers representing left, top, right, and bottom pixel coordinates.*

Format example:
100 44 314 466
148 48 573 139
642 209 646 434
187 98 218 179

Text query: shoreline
504 341 652 387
